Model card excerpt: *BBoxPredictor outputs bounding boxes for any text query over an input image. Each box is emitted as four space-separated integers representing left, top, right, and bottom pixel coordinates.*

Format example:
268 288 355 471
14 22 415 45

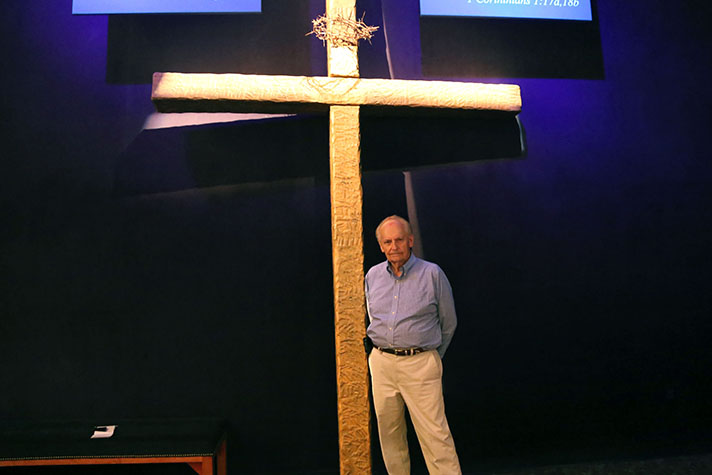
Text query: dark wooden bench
0 418 226 475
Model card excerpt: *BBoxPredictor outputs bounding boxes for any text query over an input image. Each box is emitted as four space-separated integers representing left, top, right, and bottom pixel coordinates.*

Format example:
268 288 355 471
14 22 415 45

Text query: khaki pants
369 349 461 475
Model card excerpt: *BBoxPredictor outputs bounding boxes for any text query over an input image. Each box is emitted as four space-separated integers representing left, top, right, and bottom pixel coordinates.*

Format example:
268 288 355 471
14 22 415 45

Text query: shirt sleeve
435 267 457 358
364 273 372 323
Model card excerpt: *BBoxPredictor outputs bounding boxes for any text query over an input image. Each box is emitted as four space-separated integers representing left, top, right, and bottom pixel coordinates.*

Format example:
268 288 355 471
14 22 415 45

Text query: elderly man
365 215 461 475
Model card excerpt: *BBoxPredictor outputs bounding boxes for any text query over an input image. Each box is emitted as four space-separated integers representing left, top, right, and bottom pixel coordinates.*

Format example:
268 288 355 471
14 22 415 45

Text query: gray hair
375 215 412 241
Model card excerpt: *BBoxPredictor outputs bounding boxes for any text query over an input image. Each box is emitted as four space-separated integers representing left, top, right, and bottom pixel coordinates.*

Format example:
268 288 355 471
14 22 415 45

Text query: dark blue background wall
1 0 711 473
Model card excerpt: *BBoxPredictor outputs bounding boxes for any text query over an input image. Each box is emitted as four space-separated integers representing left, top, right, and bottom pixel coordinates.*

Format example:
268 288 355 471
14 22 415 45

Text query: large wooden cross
151 0 521 472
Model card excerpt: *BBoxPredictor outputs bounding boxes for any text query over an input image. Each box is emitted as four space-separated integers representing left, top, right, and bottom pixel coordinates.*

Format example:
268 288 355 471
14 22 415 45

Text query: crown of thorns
308 12 379 47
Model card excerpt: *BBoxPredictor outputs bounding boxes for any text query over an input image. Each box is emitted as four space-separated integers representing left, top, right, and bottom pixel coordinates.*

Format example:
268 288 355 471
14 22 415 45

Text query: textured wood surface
325 2 371 473
151 73 522 114
329 105 370 474
328 46 359 78
326 0 358 77
326 2 370 473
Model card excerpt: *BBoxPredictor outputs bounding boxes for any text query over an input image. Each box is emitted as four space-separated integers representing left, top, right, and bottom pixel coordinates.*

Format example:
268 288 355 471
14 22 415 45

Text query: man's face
378 220 414 269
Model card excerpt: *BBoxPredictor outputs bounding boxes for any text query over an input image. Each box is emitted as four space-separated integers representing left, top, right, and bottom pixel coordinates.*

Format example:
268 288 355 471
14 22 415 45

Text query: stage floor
489 452 712 475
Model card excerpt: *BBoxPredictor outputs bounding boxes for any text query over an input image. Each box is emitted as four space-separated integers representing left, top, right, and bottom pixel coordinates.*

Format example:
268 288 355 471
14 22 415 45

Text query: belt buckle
397 348 417 356
380 347 422 356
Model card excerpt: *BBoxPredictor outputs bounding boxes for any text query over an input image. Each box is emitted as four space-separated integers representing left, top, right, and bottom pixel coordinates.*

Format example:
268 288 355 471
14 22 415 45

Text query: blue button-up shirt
365 253 457 358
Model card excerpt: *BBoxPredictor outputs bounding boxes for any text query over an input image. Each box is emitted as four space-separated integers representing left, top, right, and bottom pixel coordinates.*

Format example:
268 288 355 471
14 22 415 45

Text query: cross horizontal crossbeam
152 72 521 115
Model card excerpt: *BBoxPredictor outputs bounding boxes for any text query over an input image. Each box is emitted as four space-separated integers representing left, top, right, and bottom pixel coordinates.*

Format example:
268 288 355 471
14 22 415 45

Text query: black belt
378 347 425 356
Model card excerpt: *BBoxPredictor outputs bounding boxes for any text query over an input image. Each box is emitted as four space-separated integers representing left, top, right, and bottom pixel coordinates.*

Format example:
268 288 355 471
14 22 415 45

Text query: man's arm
364 274 372 323
435 268 457 358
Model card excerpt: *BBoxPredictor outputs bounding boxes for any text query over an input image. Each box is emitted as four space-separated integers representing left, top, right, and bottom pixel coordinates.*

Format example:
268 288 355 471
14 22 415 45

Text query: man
365 215 461 475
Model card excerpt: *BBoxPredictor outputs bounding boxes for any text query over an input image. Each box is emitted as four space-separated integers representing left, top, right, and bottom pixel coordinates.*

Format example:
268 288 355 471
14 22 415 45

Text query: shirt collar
387 252 417 278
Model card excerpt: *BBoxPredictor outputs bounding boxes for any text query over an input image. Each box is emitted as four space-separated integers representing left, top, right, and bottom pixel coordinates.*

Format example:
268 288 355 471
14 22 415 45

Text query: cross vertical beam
325 1 370 473
329 105 370 474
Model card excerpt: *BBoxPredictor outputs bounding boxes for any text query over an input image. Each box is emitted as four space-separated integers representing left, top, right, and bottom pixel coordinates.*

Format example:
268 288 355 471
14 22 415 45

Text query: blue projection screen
420 0 592 21
73 0 261 14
